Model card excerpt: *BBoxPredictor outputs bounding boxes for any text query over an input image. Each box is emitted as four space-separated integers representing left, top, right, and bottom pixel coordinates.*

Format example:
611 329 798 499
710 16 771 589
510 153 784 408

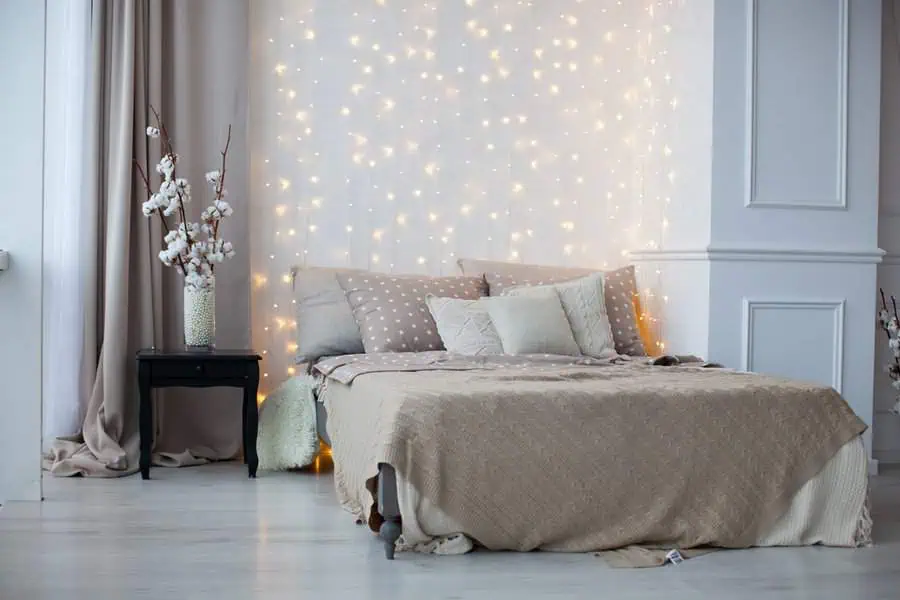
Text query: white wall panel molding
741 299 845 393
629 246 884 264
879 252 900 265
744 0 849 210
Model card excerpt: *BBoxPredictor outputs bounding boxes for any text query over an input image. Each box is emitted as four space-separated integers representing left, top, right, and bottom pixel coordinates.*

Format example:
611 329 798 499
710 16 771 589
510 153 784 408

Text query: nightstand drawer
153 360 205 379
204 361 249 379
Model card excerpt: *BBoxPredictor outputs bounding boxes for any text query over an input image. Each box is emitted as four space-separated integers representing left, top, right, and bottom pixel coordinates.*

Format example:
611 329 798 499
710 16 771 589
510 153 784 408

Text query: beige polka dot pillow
456 258 646 356
336 272 488 353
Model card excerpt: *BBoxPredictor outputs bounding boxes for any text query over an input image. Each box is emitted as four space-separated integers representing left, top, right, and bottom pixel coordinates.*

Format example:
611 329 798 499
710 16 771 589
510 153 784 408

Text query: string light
252 0 679 390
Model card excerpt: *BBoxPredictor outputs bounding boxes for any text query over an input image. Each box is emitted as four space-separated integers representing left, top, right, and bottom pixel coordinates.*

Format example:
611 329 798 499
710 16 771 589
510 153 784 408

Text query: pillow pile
288 257 647 363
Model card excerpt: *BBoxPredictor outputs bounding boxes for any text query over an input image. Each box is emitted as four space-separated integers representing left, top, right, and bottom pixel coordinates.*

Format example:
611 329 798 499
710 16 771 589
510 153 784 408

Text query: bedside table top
137 349 262 361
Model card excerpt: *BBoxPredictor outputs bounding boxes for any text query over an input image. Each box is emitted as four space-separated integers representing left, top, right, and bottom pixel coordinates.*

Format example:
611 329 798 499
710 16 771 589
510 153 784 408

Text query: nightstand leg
138 361 152 480
244 363 260 478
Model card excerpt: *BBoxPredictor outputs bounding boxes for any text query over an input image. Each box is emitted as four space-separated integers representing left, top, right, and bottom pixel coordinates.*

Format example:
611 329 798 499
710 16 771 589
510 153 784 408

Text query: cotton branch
134 158 188 276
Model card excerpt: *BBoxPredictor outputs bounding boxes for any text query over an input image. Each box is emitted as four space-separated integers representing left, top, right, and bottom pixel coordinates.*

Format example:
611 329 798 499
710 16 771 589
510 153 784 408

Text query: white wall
0 0 45 502
636 0 883 464
876 0 900 464
250 0 682 388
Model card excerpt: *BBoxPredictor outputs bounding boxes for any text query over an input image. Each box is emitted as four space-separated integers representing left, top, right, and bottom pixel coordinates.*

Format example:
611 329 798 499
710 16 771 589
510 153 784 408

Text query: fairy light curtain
250 0 678 390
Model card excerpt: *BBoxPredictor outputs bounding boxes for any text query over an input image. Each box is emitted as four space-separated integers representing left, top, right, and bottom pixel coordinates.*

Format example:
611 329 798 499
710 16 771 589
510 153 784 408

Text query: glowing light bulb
350 35 360 46
460 205 472 215
305 29 316 40
309 224 318 232
396 214 407 225
274 63 287 75
417 256 426 265
311 197 323 207
275 205 287 216
428 213 438 222
287 89 296 99
373 229 384 241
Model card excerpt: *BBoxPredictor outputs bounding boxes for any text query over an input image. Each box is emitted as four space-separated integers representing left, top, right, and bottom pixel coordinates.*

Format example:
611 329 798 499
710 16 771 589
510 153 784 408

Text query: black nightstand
136 349 262 480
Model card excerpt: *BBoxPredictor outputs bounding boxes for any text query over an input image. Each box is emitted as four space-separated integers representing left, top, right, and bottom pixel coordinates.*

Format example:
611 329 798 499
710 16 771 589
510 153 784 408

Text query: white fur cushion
425 295 503 355
505 273 617 359
256 376 319 471
484 289 581 356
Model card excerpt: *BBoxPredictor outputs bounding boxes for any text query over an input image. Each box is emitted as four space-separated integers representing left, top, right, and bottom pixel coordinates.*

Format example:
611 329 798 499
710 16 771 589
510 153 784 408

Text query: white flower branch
135 107 236 290
878 288 900 416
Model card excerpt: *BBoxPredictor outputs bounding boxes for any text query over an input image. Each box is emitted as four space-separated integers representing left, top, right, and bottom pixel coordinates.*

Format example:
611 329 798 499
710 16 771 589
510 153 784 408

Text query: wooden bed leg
377 463 402 560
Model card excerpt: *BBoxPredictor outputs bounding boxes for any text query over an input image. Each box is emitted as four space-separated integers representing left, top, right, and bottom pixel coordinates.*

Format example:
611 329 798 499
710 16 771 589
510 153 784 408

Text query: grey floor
1 461 898 600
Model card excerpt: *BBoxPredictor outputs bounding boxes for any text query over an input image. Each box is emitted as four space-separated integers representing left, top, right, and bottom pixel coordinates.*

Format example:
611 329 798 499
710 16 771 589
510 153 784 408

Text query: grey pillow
425 295 503 356
484 289 581 356
291 267 365 363
337 272 488 353
505 273 616 359
457 258 646 356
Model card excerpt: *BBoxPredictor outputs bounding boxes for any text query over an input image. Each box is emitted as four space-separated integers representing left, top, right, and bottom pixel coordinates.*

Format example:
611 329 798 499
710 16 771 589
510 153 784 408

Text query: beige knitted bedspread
317 353 866 552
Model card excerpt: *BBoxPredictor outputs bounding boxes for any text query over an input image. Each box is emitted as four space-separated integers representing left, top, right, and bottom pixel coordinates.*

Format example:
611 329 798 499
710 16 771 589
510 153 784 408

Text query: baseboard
874 449 900 466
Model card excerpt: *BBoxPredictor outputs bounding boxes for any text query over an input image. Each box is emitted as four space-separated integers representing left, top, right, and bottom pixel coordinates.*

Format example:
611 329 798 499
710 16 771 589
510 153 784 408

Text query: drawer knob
195 365 202 371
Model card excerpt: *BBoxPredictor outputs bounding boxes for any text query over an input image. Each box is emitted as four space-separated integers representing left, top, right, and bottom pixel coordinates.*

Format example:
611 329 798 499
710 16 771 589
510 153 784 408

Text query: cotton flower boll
142 200 156 216
205 170 221 187
160 179 178 198
156 155 175 178
214 200 233 217
146 126 160 138
158 249 172 266
174 178 191 200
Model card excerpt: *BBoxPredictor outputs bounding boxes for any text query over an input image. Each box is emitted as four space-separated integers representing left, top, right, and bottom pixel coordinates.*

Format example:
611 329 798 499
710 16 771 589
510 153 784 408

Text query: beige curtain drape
44 0 250 477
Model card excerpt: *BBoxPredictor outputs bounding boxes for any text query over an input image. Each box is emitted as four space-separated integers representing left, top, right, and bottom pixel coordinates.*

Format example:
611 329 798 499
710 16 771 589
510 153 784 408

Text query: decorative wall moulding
740 298 845 394
879 253 900 266
627 246 885 264
743 0 849 210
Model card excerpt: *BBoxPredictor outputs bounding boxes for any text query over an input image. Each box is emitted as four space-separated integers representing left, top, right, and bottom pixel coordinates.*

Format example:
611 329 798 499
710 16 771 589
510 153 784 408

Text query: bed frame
316 401 402 559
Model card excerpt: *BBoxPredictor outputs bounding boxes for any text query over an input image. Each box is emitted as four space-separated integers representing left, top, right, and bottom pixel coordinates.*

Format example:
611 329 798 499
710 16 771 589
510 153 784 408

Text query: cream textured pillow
456 258 646 356
337 272 488 353
505 273 616 359
425 295 503 356
484 289 581 356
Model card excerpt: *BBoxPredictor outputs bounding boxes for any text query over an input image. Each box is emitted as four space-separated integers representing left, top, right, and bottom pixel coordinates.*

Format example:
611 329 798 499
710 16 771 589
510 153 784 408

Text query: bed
312 351 871 562
290 260 871 563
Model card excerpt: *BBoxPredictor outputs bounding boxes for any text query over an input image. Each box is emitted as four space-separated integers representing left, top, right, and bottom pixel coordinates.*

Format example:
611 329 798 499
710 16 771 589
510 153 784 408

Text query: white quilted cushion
425 295 504 355
484 289 582 356
504 273 616 359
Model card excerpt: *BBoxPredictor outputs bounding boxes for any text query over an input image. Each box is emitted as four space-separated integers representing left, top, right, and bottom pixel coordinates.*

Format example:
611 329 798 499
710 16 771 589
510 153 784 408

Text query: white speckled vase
184 285 216 349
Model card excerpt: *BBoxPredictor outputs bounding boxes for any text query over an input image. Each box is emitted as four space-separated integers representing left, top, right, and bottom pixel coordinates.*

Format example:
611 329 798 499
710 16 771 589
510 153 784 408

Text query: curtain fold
43 0 250 477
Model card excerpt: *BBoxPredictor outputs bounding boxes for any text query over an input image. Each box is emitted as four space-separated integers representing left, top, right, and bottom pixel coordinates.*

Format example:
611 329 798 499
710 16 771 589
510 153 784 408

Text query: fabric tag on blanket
597 546 718 568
